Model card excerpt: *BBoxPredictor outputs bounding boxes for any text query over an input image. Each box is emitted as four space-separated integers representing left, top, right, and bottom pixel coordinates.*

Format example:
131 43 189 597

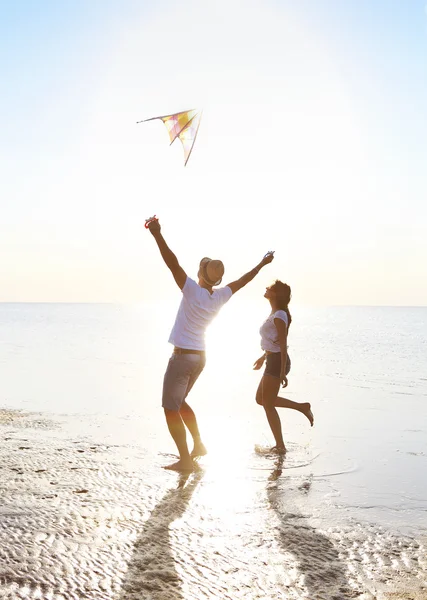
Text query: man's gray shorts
162 352 206 411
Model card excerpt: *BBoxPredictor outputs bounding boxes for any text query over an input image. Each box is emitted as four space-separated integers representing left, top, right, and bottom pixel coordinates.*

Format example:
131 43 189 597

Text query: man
147 218 274 471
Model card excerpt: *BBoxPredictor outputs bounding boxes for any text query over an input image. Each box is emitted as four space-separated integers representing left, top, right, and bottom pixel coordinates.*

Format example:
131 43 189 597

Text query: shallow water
0 303 426 598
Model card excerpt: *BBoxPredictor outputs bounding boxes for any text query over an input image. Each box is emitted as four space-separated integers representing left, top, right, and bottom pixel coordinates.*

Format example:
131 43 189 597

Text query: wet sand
1 409 426 600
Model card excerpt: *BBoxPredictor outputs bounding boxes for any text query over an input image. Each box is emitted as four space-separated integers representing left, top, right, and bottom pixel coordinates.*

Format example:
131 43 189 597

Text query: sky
1 0 426 305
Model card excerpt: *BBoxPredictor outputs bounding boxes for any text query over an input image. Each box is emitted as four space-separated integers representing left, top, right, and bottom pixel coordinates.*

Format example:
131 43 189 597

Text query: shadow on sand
267 455 358 600
119 470 203 600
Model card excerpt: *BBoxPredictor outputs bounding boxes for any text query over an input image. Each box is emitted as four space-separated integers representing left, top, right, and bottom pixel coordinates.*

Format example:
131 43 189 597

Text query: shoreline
1 408 426 600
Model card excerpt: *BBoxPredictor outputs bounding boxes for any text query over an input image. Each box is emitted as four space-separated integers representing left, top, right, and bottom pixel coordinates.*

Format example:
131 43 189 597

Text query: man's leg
180 401 207 457
179 356 207 457
162 354 197 471
163 408 194 470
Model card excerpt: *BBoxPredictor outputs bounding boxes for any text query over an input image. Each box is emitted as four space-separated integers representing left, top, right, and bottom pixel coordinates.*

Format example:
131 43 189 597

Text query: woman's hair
272 280 292 329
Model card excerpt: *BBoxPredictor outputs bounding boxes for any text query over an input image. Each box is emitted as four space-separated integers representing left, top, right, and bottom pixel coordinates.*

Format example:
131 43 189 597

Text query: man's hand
145 218 187 290
147 218 161 235
148 219 161 235
227 251 275 295
253 355 266 370
260 251 274 267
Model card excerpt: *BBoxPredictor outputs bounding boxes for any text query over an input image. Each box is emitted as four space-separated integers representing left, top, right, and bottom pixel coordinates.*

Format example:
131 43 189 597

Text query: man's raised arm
147 219 187 290
226 252 274 295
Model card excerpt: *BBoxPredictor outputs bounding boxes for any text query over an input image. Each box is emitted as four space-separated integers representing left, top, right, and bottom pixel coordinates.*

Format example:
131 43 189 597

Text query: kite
137 109 202 166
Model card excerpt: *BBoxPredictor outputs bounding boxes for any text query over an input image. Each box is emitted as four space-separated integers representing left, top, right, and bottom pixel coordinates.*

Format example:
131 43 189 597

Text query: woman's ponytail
274 280 292 331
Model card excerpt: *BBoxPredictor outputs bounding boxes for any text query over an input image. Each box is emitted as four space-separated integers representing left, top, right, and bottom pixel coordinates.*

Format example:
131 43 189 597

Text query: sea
0 302 426 599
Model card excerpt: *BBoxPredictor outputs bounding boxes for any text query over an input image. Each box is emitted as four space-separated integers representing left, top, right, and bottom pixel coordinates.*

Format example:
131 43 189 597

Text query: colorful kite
137 109 202 166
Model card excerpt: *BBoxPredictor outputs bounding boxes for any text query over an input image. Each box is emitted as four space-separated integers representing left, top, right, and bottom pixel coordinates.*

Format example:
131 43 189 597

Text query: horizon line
0 302 426 309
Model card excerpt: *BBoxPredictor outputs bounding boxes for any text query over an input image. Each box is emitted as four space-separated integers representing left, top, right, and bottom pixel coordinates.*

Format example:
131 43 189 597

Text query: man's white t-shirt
169 277 233 351
259 310 288 352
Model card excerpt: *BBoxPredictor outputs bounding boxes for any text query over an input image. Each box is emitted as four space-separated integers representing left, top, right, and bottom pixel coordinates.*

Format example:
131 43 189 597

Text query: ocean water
0 302 426 599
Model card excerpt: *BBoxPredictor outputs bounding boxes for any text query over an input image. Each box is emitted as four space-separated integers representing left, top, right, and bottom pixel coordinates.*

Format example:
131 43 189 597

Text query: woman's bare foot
302 403 314 426
163 458 195 472
270 445 287 455
191 441 207 458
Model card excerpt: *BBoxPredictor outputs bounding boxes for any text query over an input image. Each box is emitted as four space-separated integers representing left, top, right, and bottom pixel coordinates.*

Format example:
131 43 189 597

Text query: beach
1 303 426 599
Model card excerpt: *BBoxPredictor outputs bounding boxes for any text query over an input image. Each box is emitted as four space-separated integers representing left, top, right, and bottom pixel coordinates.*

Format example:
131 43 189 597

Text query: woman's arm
274 317 288 387
253 353 266 370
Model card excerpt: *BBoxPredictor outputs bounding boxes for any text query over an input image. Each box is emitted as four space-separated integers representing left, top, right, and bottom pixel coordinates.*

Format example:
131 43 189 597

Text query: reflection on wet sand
119 471 203 600
267 455 358 600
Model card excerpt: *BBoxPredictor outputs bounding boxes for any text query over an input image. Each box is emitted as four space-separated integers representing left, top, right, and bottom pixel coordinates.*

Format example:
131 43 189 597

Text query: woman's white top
259 310 288 352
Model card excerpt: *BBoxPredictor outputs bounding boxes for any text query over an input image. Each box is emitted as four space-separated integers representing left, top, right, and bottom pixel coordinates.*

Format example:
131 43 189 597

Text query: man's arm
226 252 274 295
147 219 187 290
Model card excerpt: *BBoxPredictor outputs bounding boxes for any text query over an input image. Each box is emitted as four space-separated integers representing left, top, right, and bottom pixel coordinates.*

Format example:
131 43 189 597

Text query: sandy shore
0 408 426 600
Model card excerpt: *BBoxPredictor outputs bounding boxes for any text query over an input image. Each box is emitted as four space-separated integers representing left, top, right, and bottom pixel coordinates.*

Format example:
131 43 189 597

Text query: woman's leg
256 379 314 426
274 397 314 426
257 374 286 451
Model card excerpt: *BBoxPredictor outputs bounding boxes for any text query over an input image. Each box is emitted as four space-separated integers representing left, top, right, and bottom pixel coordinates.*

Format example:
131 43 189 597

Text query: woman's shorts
162 352 206 411
264 352 291 378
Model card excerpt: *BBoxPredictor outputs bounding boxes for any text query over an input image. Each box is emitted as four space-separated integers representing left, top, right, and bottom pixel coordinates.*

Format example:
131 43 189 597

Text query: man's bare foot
163 458 195 472
270 445 287 455
191 442 207 458
302 403 314 427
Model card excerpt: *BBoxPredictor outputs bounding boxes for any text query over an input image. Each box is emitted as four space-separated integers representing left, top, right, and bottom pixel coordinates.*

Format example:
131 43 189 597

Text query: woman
253 280 314 453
